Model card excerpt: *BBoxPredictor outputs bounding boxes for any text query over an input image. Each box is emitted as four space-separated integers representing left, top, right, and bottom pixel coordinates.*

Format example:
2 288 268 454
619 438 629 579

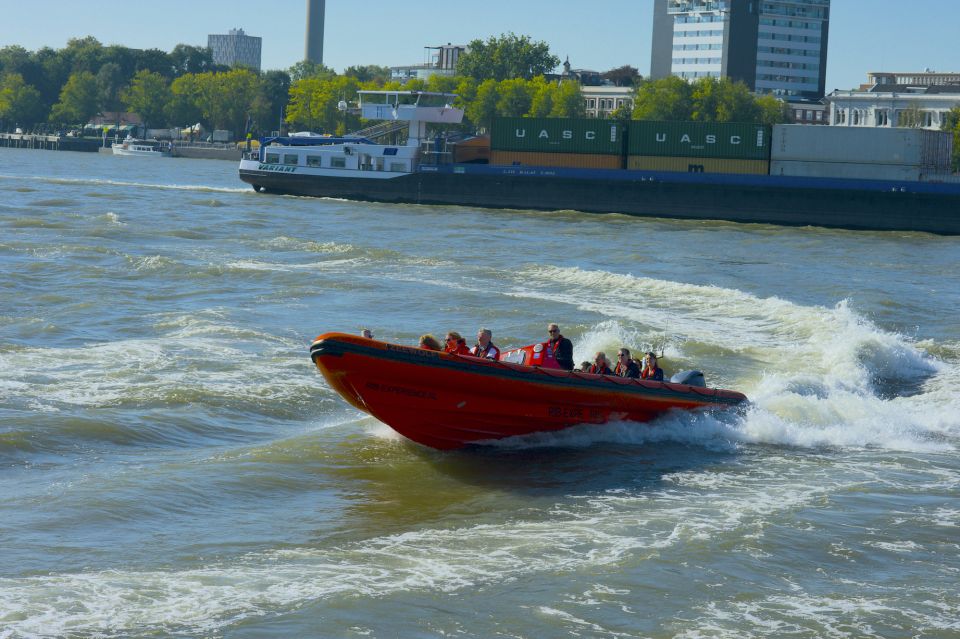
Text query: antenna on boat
651 334 668 360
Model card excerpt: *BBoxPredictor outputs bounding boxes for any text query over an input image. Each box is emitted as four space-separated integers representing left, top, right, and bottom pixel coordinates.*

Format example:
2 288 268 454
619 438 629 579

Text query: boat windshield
358 91 456 109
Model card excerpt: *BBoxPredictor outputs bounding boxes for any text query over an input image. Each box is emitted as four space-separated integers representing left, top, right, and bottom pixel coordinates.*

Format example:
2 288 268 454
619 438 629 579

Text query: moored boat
112 136 171 157
309 332 748 450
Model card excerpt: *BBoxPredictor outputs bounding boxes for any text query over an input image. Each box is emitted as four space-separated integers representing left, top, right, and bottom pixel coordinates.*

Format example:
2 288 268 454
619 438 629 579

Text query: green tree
288 60 336 82
426 74 459 94
550 80 585 118
194 68 262 135
528 76 555 117
456 33 560 81
601 65 642 87
101 45 137 79
755 94 791 125
122 70 170 129
49 70 98 124
691 77 759 122
0 73 43 128
496 78 533 117
134 48 175 77
286 75 362 134
257 70 291 135
168 73 204 127
344 65 391 83
465 78 500 130
169 44 218 76
60 36 104 74
96 62 125 113
632 76 693 121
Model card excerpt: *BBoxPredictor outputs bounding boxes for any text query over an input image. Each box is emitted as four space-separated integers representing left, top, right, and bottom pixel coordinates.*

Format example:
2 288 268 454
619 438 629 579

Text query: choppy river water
1 148 959 638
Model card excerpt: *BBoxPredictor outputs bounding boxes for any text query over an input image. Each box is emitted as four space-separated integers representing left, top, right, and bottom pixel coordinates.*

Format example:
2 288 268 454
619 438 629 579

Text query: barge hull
239 164 960 234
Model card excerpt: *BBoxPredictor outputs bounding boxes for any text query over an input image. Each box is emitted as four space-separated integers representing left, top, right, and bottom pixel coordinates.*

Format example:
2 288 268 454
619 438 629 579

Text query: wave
0 173 250 195
0 312 331 451
476 266 960 453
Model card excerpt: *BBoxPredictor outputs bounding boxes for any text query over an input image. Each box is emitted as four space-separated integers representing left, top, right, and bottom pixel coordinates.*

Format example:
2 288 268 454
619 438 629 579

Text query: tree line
1 32 795 139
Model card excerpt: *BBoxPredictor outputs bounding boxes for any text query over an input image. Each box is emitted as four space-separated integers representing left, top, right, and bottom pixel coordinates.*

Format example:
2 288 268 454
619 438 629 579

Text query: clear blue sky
1 0 956 91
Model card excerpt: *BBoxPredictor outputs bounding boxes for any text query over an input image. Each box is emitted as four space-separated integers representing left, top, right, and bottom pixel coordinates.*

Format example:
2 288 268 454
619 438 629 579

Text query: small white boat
112 137 171 157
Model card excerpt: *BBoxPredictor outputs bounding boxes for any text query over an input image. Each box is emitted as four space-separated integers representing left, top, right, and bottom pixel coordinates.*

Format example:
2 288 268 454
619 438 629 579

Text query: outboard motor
670 370 706 387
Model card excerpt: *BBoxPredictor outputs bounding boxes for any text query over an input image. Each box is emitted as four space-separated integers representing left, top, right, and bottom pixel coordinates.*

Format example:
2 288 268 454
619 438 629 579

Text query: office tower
208 28 262 71
650 0 830 100
305 0 326 64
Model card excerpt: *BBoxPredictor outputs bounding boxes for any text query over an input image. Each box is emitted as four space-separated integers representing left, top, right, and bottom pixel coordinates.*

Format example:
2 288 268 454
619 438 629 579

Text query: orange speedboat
309 332 748 450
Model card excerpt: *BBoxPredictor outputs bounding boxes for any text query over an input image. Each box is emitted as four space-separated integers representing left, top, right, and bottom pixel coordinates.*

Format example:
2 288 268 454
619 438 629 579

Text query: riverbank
1 133 240 161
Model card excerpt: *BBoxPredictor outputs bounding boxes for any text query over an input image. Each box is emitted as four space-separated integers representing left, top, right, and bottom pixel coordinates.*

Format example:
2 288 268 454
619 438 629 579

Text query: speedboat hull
309 332 747 450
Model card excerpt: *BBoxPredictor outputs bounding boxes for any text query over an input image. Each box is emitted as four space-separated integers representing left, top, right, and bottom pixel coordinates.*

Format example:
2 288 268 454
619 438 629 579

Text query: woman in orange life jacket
470 328 500 360
444 331 472 355
589 351 613 375
614 348 641 378
543 323 575 371
641 352 664 381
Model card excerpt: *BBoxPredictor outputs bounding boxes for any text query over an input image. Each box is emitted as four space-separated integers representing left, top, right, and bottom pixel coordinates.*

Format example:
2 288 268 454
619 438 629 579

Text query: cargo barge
238 91 960 235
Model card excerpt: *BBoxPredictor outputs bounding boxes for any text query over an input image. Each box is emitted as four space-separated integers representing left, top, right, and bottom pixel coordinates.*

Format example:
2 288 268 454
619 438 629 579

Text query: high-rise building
650 0 830 100
208 28 262 71
305 0 325 65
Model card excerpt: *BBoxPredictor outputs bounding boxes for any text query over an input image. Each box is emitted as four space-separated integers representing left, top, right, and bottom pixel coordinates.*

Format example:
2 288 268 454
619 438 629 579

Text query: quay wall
0 133 100 152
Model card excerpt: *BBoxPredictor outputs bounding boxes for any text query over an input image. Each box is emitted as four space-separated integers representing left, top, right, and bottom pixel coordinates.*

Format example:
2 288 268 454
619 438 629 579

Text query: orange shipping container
491 150 623 169
453 135 491 164
627 156 769 175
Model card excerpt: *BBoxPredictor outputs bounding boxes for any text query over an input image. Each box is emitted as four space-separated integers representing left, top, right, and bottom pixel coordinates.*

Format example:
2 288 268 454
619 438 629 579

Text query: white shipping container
771 160 922 182
212 130 233 143
771 125 951 169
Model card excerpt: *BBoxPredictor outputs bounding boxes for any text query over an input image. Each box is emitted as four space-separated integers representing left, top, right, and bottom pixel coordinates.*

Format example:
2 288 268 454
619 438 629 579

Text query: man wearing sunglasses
614 348 641 379
545 323 575 371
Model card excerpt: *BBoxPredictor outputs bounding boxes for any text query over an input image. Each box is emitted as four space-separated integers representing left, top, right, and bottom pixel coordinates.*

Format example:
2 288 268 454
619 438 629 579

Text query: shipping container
628 121 771 160
453 135 491 164
771 125 952 170
770 160 922 182
490 150 623 170
627 156 769 175
492 117 625 155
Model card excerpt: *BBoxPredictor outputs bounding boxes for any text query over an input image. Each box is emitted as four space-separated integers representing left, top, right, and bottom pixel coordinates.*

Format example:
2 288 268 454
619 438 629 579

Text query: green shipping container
627 121 771 160
492 117 625 155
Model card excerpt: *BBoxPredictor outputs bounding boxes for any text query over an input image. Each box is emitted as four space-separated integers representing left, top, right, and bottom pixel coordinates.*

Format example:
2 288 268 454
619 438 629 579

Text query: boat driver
470 328 501 360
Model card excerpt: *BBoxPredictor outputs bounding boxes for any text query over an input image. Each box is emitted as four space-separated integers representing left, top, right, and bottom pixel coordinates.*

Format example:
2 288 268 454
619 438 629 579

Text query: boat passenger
641 352 664 381
419 334 442 351
360 329 374 339
546 323 575 371
614 348 641 378
470 328 501 360
579 361 592 372
589 352 613 375
444 331 471 355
